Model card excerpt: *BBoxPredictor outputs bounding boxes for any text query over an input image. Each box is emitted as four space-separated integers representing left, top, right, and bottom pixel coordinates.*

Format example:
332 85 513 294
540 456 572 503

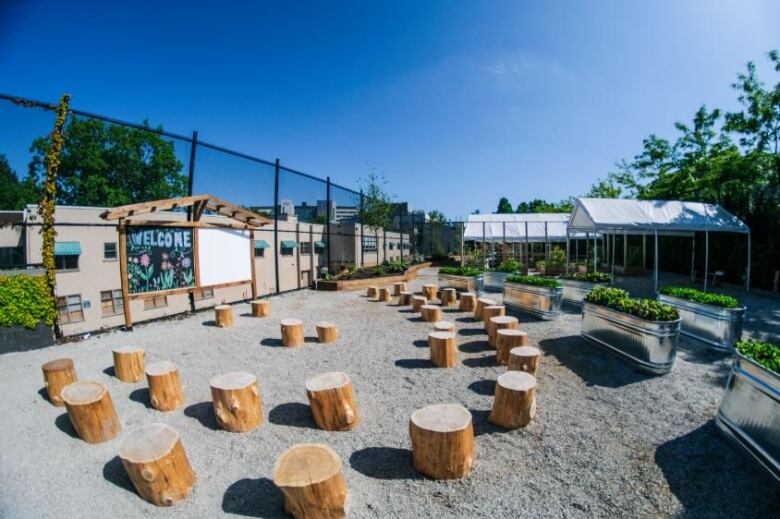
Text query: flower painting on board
126 227 195 294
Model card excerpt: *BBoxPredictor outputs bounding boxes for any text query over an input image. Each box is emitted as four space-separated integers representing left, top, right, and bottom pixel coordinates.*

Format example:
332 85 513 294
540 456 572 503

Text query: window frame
299 241 312 255
193 287 214 301
55 254 79 271
143 294 168 310
103 242 118 261
57 294 85 323
100 289 124 317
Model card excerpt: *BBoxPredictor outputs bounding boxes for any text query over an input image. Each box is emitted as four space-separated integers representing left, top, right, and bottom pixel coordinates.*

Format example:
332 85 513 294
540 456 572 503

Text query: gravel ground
0 268 778 518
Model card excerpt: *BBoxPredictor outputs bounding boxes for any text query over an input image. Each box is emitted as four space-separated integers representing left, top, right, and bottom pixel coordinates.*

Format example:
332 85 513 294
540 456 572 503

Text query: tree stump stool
214 305 234 328
433 320 454 332
316 322 339 343
273 443 347 519
61 381 121 443
409 404 474 479
411 295 427 312
489 371 537 429
482 306 506 346
366 286 378 299
398 291 412 306
112 347 145 383
421 304 442 323
393 281 407 296
145 361 184 412
41 358 77 406
305 371 359 431
119 423 196 506
508 345 540 375
459 292 477 312
428 332 457 368
422 284 438 301
474 297 497 321
378 287 392 302
210 372 263 432
497 330 529 365
440 288 457 307
281 319 305 347
251 299 271 317
488 315 518 347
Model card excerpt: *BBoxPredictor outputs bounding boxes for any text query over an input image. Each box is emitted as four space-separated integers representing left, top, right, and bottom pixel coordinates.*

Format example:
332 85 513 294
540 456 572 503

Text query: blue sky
1 1 778 218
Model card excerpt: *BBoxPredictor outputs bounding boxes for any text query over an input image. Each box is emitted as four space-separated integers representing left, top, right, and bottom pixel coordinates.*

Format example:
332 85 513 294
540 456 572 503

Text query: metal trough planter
715 352 779 484
437 274 484 295
484 271 512 292
502 282 562 320
657 294 745 351
561 279 607 306
580 301 680 374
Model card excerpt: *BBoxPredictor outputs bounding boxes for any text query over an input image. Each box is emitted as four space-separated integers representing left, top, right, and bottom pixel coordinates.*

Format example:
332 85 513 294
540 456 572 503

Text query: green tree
28 117 186 206
428 209 446 223
496 197 513 213
515 198 573 213
0 154 40 209
359 170 395 230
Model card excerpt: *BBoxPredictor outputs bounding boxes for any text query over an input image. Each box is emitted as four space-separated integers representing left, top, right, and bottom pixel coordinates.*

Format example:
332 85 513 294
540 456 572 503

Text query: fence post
359 190 364 268
326 177 331 273
273 159 280 294
399 210 404 261
186 131 198 312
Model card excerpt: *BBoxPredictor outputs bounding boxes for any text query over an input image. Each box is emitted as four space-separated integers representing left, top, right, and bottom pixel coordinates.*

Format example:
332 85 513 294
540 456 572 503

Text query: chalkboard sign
126 227 195 294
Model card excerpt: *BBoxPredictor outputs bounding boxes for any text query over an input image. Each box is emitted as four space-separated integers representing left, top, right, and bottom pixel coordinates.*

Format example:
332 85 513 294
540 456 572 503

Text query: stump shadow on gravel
37 387 49 403
459 340 491 353
55 413 79 439
406 316 425 323
458 328 485 337
538 335 652 388
103 456 136 494
349 447 420 480
468 379 496 395
222 477 286 518
268 402 318 429
202 320 218 327
102 366 115 377
455 316 477 323
129 387 152 408
655 421 780 517
397 308 414 314
413 339 429 348
468 409 510 436
184 402 219 430
395 358 436 369
260 338 284 347
463 355 500 368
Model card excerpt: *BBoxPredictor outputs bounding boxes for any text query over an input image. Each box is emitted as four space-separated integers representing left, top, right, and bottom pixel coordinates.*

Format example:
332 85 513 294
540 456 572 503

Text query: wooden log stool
378 286 392 302
145 361 184 412
474 297 497 321
398 291 412 306
420 304 442 323
459 292 477 312
508 345 541 375
497 330 529 365
366 286 378 299
210 372 263 432
112 347 145 383
251 299 271 318
214 304 234 328
440 288 457 307
61 381 121 443
411 295 427 312
409 404 474 479
305 371 359 431
489 371 537 429
316 322 339 343
433 320 454 333
428 332 457 368
273 443 347 519
393 281 407 296
41 358 77 406
422 284 438 301
119 423 196 506
281 318 305 347
488 315 518 347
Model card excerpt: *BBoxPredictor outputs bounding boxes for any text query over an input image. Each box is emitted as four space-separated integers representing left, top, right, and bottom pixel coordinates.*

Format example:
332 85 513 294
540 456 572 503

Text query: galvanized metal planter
580 301 680 374
484 271 512 292
657 294 745 351
715 352 779 484
503 282 563 320
437 274 484 295
561 279 607 306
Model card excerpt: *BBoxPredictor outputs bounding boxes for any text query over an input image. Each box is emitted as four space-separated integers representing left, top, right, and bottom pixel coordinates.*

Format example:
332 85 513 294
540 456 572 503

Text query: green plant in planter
506 274 562 288
659 286 740 309
736 339 779 373
0 275 56 329
493 259 522 273
439 266 483 277
561 272 612 283
585 287 679 321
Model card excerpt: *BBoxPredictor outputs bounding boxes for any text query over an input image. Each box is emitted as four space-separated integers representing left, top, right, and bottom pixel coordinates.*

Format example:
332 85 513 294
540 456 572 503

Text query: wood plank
249 229 258 300
118 223 133 329
127 280 253 300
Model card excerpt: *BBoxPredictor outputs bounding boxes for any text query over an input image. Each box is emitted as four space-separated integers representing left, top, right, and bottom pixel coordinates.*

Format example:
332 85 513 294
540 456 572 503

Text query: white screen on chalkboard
197 228 252 286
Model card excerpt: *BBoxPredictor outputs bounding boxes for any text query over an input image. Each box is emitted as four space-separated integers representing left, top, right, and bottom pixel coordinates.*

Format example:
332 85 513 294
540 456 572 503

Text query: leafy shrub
585 286 679 322
439 266 484 277
0 275 56 329
382 259 408 273
506 274 562 288
659 286 740 309
561 272 612 283
737 339 780 374
548 248 566 268
493 260 522 273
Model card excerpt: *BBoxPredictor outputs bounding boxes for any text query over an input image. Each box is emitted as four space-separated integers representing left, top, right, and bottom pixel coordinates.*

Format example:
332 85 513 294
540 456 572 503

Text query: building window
315 242 325 254
388 242 394 250
300 242 312 255
143 295 168 310
100 289 124 317
254 247 265 258
193 287 214 300
57 294 84 323
104 242 117 261
55 255 79 271
362 236 377 251
281 247 294 256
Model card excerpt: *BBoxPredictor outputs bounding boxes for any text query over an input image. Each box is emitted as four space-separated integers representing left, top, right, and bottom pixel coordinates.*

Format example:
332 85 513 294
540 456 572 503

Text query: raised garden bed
657 287 745 351
715 340 779 484
558 272 612 306
503 275 563 321
316 262 431 291
581 287 680 374
437 266 484 294
484 260 522 292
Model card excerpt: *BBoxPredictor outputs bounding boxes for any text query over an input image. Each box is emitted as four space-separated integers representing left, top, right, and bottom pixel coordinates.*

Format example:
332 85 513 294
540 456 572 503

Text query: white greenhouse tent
464 213 570 243
568 197 751 292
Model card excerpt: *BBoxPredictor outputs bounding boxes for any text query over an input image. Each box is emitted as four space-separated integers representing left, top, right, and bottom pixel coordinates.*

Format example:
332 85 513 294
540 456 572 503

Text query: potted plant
484 259 523 292
581 287 680 374
657 286 745 351
715 339 779 484
503 274 563 320
438 266 485 294
558 272 612 306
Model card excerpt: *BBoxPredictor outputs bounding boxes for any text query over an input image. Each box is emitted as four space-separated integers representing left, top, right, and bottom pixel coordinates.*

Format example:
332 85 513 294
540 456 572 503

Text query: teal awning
314 241 326 248
54 241 81 256
254 239 270 249
280 240 297 248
